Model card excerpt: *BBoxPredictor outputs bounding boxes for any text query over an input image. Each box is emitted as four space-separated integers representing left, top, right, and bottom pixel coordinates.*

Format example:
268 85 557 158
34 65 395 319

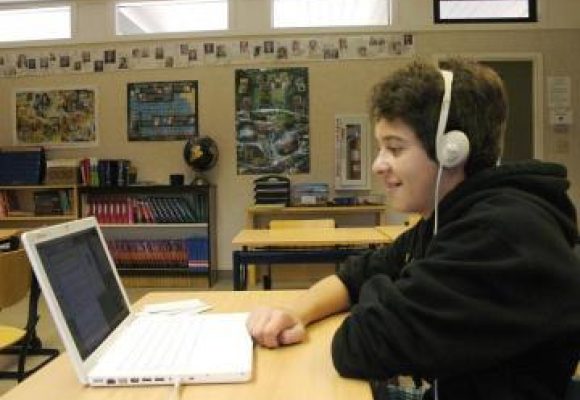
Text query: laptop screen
36 227 129 360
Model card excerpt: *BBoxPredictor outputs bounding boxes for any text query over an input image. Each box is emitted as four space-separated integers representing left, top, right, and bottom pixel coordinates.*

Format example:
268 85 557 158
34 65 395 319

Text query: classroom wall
1 2 579 270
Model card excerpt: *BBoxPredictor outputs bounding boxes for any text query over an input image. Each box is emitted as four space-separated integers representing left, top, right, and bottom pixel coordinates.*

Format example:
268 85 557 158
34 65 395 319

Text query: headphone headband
435 69 470 168
435 70 453 149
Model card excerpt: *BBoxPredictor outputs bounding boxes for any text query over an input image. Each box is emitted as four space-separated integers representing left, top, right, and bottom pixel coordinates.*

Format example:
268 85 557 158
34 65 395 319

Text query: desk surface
375 225 411 241
0 229 21 242
1 291 370 400
233 227 393 247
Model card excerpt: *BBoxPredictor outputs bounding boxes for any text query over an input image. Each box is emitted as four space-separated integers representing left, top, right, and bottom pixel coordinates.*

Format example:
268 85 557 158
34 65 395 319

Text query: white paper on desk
140 299 212 315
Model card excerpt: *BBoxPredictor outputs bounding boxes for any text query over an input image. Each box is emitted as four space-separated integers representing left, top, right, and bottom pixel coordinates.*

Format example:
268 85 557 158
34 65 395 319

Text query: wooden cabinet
78 185 216 288
0 185 78 229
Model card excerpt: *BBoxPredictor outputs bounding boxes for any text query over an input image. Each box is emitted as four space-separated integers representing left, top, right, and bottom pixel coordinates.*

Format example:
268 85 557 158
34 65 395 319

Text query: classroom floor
0 274 315 396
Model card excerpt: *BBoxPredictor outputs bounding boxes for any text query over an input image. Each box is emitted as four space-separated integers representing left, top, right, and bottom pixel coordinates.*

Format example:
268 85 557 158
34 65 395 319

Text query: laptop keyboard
98 315 204 373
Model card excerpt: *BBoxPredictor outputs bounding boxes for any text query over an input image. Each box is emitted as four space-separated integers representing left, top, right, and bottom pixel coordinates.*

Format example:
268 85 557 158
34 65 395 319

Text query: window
115 0 228 35
0 3 71 42
434 0 537 23
272 0 390 29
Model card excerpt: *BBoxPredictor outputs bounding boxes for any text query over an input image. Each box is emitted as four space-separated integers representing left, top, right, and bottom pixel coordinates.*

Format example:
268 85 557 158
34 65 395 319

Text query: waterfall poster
235 67 309 175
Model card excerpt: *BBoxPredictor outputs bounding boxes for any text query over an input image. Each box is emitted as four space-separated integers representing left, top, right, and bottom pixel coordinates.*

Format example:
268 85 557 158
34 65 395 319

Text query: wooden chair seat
0 326 26 350
0 247 59 382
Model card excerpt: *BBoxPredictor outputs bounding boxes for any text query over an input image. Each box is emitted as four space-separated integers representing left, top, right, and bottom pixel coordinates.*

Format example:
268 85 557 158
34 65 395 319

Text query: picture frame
13 87 97 147
127 80 198 141
335 115 371 191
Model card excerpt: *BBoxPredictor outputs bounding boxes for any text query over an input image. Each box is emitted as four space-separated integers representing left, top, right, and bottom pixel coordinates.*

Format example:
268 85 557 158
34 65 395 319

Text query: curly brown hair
370 58 508 176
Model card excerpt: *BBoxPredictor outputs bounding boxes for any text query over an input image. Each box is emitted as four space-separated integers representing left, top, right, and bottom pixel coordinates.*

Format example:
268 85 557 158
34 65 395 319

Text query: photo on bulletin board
14 87 97 147
127 80 198 141
235 67 310 175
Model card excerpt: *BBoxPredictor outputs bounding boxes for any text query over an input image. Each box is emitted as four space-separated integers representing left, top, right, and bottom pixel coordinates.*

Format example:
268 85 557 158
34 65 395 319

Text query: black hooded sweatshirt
333 161 580 400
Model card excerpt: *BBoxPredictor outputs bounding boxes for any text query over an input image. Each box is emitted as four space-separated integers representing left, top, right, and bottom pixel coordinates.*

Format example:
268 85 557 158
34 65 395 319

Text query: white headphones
435 70 470 168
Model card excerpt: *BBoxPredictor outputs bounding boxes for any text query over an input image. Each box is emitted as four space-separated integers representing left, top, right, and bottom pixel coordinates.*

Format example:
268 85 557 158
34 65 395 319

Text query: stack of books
106 236 208 272
79 158 131 187
85 195 199 224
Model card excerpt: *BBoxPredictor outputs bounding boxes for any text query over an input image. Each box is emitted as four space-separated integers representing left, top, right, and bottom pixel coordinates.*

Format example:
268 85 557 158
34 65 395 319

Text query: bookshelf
78 185 216 288
0 184 78 229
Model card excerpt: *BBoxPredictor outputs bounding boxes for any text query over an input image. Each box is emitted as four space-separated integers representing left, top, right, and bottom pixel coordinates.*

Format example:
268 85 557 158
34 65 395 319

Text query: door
480 60 534 161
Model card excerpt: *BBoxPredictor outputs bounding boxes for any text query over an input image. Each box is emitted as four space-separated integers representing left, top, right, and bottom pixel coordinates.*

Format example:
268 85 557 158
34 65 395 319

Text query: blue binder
0 147 46 185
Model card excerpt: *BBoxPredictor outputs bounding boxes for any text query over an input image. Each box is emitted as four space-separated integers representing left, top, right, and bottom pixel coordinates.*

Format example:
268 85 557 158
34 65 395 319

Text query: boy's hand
246 307 306 348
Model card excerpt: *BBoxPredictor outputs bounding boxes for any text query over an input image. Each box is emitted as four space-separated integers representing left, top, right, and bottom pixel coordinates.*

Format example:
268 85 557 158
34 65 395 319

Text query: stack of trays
254 175 290 206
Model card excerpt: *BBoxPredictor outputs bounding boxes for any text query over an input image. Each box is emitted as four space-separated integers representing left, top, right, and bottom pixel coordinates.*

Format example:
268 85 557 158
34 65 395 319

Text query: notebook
21 217 253 387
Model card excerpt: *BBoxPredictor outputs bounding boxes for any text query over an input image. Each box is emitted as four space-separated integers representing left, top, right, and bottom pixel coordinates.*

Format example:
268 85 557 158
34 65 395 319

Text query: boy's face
372 118 439 218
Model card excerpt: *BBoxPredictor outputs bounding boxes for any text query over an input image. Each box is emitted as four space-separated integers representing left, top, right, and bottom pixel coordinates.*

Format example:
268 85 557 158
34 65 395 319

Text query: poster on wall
14 88 97 147
127 80 198 141
235 67 309 175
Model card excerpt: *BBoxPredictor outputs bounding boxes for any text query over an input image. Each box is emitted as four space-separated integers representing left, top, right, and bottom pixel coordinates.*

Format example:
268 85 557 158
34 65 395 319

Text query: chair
405 213 422 227
566 377 580 400
567 239 580 399
0 248 59 382
263 219 336 290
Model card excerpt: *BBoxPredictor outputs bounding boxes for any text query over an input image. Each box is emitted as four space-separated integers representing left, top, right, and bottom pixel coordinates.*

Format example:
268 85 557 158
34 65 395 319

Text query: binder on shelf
0 147 46 185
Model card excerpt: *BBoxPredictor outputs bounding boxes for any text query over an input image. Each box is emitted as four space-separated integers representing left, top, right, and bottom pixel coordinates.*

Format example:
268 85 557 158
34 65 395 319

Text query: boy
247 59 580 399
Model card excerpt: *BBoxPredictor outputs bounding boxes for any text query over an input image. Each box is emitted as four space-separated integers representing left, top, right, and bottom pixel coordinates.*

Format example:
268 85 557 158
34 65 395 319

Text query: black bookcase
78 185 216 287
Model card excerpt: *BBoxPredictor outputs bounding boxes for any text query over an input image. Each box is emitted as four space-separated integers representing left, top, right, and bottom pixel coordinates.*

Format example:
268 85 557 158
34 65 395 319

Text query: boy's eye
387 146 402 156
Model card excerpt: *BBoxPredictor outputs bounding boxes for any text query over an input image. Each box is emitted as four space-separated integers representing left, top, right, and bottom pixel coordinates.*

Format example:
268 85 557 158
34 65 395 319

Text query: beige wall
1 27 580 270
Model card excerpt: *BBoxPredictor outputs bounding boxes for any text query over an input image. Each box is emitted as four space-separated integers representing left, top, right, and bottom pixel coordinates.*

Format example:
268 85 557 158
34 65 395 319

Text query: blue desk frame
232 246 374 290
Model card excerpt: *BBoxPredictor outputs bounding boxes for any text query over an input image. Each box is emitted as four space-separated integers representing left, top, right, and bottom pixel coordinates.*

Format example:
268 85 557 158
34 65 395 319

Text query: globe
183 136 219 172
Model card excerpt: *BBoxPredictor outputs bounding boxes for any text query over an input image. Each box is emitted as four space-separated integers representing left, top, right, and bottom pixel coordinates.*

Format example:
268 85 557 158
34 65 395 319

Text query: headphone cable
431 164 444 400
433 164 443 236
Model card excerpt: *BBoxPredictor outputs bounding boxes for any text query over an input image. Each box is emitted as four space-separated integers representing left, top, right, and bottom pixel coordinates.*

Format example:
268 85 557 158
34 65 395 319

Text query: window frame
433 0 538 24
270 0 392 30
114 0 230 37
0 1 73 44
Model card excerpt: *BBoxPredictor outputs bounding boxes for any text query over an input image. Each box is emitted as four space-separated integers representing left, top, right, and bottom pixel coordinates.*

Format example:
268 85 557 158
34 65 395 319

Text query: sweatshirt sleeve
335 227 414 304
331 208 580 380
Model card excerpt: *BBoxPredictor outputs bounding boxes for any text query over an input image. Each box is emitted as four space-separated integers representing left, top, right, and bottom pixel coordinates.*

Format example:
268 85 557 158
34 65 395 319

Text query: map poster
127 80 198 141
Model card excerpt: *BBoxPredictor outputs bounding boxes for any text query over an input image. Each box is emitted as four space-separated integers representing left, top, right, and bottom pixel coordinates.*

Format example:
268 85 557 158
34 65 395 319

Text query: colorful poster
235 67 309 175
127 80 198 141
14 88 97 146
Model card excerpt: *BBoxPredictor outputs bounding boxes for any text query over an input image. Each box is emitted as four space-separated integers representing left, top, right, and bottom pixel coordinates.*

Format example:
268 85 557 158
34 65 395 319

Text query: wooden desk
246 205 387 228
245 206 387 286
0 229 21 242
0 291 371 400
232 227 393 290
375 225 411 241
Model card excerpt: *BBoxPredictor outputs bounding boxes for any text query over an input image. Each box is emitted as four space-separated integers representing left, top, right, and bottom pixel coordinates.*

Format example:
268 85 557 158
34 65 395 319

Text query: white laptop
21 217 253 387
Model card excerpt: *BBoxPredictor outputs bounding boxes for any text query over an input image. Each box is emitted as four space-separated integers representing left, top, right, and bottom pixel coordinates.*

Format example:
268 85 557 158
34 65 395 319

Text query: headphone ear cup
436 130 470 168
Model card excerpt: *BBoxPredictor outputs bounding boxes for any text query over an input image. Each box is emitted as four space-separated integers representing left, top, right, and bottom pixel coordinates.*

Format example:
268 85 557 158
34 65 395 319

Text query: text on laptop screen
37 227 129 360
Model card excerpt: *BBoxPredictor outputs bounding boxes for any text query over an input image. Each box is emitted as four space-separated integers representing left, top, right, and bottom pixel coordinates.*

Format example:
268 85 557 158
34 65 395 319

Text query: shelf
100 223 208 228
0 184 78 190
1 215 76 221
117 268 208 276
1 185 79 228
80 185 216 288
78 185 208 194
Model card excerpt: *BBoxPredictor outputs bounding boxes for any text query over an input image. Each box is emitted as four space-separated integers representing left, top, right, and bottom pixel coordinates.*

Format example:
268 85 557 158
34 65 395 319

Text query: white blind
116 0 228 35
0 5 71 42
272 0 390 28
